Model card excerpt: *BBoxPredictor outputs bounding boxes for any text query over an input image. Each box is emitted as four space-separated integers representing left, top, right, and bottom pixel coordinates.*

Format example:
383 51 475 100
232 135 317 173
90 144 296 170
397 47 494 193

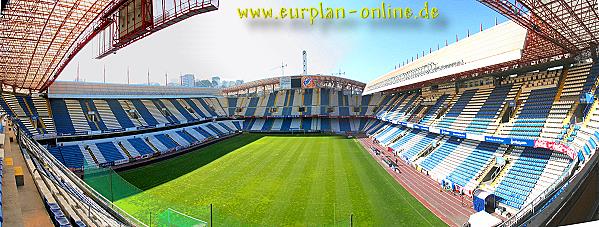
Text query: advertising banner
535 139 577 160
280 76 292 89
509 138 535 147
484 136 509 144
301 76 317 88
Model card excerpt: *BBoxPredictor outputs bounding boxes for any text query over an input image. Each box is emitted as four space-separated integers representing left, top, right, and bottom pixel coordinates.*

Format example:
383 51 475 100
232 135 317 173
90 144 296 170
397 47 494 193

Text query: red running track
358 138 474 226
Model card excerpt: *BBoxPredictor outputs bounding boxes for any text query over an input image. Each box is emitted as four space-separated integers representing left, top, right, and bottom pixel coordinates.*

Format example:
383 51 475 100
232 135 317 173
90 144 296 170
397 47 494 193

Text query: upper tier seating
359 93 384 116
465 85 511 133
419 94 450 125
570 93 599 160
435 89 478 130
222 89 367 118
501 86 558 139
374 93 421 122
561 63 593 98
539 99 573 140
243 117 364 132
584 60 599 94
435 85 511 134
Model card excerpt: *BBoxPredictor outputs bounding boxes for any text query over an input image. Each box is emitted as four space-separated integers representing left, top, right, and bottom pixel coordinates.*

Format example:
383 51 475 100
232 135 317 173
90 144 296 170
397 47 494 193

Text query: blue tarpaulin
473 190 496 213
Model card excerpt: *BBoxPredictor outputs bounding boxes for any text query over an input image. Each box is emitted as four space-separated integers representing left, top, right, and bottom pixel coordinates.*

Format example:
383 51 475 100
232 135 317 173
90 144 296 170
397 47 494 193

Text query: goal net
83 161 142 202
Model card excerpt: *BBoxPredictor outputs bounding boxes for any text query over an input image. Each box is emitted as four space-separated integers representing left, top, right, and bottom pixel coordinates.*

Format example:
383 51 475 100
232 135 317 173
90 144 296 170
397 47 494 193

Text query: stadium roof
364 22 528 95
0 0 112 91
47 81 220 98
0 0 218 92
222 75 366 95
480 0 599 58
365 1 599 94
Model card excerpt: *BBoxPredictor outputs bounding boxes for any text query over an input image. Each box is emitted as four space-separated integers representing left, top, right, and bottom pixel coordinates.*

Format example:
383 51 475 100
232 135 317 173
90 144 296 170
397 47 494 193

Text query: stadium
0 0 598 226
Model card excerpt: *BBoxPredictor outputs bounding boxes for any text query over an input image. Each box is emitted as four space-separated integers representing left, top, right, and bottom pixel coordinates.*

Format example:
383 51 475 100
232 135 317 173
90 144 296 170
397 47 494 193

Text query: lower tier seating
364 119 573 212
47 120 243 169
243 117 366 133
493 147 570 210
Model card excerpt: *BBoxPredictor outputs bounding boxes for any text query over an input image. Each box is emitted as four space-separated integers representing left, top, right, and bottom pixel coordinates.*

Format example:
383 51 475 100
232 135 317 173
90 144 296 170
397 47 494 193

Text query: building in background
181 74 195 87
211 76 221 87
196 79 212 88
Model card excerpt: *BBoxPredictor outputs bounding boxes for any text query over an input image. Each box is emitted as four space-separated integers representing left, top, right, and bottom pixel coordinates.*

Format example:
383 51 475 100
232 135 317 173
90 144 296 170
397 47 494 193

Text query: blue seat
154 134 178 150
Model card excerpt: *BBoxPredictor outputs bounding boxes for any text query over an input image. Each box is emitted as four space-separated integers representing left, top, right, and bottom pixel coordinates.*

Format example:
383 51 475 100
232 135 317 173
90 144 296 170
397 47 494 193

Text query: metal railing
18 128 148 227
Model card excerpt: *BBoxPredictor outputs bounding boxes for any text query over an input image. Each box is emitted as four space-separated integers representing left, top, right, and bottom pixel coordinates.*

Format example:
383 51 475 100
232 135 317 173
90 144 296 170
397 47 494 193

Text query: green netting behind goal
157 208 208 227
83 161 142 202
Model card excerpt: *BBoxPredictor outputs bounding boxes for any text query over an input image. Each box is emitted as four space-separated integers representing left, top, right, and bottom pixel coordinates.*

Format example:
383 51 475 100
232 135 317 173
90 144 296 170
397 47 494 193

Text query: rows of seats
359 93 384 116
571 60 599 159
500 86 558 138
539 100 573 140
222 88 379 117
420 138 485 183
50 98 226 136
394 131 442 161
465 85 512 133
501 70 561 87
0 94 53 137
569 96 599 160
537 66 589 140
435 85 512 134
446 142 506 189
364 117 573 212
417 137 460 172
493 147 570 209
31 96 56 134
15 95 48 135
48 120 242 168
435 89 478 130
363 120 391 137
375 124 406 146
583 60 599 94
2 63 594 144
374 93 420 122
65 99 92 133
0 95 228 137
562 63 593 98
418 94 450 125
243 117 366 133
23 139 125 226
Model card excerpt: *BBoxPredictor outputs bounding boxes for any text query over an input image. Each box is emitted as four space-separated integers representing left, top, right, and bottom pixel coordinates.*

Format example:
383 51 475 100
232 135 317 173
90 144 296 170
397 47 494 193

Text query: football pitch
114 134 445 226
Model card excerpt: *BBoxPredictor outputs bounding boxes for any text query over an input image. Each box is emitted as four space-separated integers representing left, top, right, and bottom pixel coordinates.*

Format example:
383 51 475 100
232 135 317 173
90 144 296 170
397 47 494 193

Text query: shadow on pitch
117 133 266 191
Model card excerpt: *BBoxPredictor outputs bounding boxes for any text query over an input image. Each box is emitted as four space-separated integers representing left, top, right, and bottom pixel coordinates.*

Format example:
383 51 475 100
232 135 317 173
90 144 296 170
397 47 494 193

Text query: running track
358 138 474 226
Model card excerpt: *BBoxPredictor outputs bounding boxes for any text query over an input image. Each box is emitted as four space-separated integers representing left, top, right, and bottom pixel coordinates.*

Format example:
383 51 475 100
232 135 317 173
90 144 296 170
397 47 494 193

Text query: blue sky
60 0 508 85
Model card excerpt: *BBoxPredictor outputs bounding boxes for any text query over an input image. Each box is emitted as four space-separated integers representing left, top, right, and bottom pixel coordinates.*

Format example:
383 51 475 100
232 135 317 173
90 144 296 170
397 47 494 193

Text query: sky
59 0 508 85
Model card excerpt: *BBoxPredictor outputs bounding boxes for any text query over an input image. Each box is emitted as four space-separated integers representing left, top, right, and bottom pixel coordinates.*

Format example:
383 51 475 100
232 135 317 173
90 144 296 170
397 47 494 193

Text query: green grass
114 134 446 226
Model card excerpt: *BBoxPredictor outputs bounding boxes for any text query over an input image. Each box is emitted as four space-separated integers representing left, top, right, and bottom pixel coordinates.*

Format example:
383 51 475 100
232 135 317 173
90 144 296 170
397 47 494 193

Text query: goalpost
290 128 305 135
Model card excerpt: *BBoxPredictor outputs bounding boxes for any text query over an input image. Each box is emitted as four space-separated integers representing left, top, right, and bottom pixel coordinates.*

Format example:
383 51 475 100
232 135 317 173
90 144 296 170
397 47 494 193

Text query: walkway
2 127 53 227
